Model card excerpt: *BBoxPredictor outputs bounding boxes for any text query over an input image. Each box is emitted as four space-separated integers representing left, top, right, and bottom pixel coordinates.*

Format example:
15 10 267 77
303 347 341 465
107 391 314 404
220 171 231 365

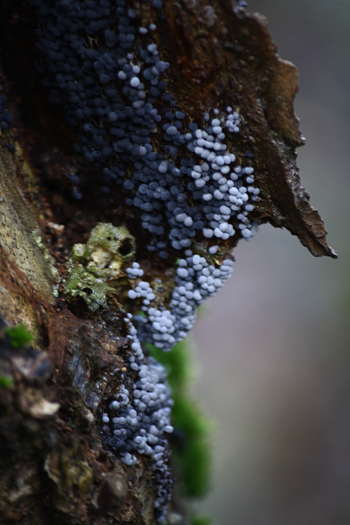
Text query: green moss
0 375 14 388
5 323 33 348
147 340 212 498
171 394 211 497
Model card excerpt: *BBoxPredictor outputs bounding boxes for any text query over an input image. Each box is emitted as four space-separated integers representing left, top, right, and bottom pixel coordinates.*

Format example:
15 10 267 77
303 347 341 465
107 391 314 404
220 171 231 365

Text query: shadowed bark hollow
0 1 336 524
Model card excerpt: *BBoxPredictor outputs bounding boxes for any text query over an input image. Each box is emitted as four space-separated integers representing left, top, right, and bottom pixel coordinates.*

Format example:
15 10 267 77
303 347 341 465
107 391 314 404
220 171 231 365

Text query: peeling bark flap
158 1 336 258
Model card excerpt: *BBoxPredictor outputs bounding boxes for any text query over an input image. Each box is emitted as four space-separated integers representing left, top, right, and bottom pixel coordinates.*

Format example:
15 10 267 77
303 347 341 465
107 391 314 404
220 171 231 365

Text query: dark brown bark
0 1 336 524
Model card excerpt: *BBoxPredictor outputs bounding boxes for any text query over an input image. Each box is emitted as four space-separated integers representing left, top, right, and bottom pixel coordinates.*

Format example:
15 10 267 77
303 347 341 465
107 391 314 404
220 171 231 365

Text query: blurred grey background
192 1 350 523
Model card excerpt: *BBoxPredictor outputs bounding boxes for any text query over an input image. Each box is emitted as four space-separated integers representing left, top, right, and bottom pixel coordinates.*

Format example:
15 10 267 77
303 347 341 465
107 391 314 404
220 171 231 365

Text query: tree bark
0 1 336 524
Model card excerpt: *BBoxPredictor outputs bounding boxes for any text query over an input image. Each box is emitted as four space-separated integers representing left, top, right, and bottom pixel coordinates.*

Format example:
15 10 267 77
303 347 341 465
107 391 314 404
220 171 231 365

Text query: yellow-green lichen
64 223 136 312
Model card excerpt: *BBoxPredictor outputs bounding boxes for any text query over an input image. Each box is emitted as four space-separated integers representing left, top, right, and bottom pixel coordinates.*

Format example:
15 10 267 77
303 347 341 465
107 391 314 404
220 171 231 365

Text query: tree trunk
0 1 335 524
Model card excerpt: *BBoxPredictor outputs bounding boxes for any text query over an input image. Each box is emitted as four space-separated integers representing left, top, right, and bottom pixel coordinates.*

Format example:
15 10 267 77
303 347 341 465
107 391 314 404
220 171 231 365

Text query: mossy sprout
5 323 33 349
0 375 14 388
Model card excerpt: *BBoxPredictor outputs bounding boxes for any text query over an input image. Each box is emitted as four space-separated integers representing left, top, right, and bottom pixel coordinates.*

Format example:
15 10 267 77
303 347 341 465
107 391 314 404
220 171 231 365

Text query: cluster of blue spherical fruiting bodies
29 0 259 255
127 255 235 350
29 0 259 516
103 314 174 518
0 90 13 131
